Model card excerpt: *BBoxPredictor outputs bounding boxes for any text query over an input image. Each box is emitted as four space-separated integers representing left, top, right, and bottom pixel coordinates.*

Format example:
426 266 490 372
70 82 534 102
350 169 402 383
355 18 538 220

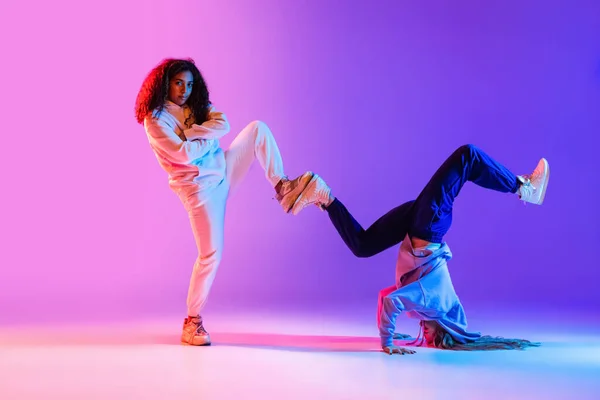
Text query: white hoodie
143 102 230 203
379 234 481 347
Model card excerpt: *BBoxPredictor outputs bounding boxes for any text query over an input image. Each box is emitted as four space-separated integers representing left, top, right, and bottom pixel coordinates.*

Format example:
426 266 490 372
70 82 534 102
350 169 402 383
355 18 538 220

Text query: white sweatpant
185 120 286 316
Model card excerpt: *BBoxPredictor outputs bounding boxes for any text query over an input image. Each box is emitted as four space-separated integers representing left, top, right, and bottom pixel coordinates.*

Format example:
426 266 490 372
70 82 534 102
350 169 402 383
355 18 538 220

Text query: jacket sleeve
184 105 230 141
145 116 216 164
378 283 425 347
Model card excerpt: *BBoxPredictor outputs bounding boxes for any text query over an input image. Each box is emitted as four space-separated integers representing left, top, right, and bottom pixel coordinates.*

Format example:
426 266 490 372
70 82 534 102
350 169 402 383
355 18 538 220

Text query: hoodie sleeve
144 116 217 165
378 283 425 347
184 105 230 141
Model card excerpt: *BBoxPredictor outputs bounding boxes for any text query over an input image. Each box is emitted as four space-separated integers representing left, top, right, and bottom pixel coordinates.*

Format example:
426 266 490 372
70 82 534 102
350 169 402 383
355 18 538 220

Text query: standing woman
135 58 313 345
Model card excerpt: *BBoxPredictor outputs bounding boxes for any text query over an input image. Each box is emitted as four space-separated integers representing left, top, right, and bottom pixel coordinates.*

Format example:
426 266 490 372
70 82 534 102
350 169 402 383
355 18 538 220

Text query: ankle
324 194 335 207
274 177 288 193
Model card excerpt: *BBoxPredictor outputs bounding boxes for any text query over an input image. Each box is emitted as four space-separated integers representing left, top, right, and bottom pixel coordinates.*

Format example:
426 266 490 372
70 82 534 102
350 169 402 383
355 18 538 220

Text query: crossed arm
184 105 230 141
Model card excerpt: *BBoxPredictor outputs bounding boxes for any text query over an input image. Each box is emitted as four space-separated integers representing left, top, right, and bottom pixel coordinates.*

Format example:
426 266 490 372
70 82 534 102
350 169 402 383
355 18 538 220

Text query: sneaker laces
196 322 208 335
187 316 208 335
273 176 290 201
273 173 313 202
518 175 536 203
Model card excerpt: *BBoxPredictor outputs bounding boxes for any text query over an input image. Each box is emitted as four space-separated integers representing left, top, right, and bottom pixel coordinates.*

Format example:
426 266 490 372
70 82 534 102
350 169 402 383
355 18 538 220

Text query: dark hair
419 320 541 351
134 58 210 126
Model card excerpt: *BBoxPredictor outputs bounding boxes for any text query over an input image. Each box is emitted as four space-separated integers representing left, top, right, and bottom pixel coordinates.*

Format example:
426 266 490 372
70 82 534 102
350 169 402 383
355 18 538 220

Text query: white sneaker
181 315 211 346
290 174 332 216
518 158 550 205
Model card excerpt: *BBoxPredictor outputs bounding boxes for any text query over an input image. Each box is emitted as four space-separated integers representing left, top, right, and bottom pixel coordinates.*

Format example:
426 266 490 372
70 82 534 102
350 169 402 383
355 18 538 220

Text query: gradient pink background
1 0 599 324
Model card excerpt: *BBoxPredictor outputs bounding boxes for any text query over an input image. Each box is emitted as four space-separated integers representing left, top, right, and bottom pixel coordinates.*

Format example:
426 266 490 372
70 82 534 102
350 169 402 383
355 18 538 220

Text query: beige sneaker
275 171 315 213
290 174 332 216
181 315 211 346
517 158 550 205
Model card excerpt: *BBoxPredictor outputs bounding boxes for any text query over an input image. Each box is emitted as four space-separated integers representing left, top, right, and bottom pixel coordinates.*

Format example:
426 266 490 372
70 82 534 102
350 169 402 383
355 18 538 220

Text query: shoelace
273 174 310 201
273 178 290 201
188 318 208 335
519 176 537 203
196 324 208 335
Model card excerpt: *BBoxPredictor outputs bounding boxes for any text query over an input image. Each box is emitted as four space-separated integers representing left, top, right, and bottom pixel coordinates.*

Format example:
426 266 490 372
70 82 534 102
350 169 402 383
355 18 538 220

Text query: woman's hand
382 345 416 355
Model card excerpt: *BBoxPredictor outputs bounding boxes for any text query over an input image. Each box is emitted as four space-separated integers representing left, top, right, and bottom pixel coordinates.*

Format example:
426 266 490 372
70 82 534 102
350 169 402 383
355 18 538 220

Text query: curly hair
418 320 541 351
135 58 210 126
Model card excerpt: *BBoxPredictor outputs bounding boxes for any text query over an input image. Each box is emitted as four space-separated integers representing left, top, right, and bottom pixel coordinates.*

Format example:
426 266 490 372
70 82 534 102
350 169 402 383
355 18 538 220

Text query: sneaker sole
181 339 212 346
181 334 212 346
538 158 550 205
291 176 319 216
280 172 314 213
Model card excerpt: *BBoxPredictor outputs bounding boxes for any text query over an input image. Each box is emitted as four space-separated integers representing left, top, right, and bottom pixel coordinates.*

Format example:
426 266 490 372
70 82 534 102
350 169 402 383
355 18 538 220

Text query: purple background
1 0 599 323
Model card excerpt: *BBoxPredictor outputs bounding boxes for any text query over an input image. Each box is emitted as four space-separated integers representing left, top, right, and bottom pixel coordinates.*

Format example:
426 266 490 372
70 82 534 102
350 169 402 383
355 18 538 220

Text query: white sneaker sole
181 335 212 346
537 158 550 205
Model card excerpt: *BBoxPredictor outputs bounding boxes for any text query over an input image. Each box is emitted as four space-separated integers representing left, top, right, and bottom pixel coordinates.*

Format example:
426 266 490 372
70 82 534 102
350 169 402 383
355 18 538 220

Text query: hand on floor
382 345 416 355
